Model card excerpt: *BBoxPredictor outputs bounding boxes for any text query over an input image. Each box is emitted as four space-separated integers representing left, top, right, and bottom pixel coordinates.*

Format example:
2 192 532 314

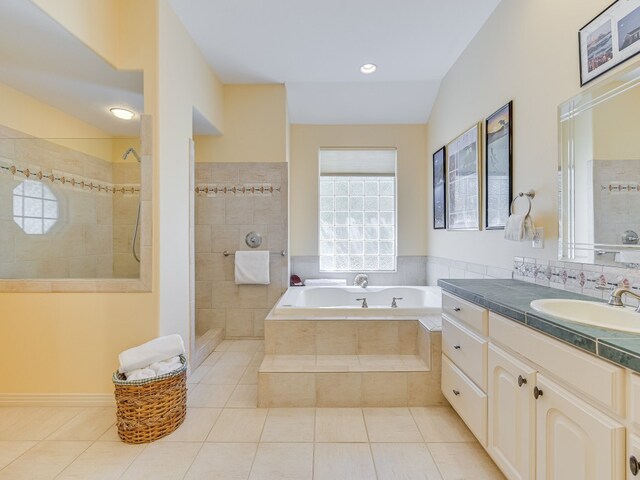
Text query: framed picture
485 101 513 230
446 123 481 231
432 146 446 229
580 0 640 86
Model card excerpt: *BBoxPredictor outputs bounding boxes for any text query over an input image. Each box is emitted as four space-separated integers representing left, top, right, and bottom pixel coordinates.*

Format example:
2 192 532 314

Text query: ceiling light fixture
110 107 135 120
360 63 377 74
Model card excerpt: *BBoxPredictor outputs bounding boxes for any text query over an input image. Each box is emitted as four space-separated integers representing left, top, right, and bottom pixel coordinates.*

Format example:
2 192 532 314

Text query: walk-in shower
123 147 142 263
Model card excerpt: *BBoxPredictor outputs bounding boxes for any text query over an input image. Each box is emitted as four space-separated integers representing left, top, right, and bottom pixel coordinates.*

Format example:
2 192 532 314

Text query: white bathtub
272 285 442 317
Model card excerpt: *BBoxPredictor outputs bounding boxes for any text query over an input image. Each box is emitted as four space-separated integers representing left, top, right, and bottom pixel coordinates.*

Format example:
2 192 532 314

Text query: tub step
258 354 446 407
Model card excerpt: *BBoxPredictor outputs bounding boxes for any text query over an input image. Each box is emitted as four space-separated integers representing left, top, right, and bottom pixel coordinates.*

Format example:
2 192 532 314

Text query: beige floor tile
371 443 443 479
201 364 247 385
0 440 91 480
363 407 423 442
227 339 263 352
315 355 360 370
184 443 257 480
47 407 115 441
315 408 368 442
120 442 202 480
214 340 234 352
248 443 313 480
216 351 255 367
313 443 376 480
250 351 265 366
187 383 235 407
97 425 120 442
203 351 225 365
56 441 144 480
188 364 212 384
0 407 83 441
411 406 475 442
159 408 221 442
0 441 36 469
239 365 259 385
226 384 258 408
260 408 315 442
0 408 32 435
428 442 505 479
206 408 268 442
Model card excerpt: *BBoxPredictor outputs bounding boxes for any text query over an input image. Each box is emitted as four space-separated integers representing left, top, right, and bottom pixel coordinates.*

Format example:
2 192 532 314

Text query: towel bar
223 250 287 257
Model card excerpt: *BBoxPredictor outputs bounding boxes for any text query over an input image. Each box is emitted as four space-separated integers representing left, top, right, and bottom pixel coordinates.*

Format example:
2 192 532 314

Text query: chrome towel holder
510 190 535 216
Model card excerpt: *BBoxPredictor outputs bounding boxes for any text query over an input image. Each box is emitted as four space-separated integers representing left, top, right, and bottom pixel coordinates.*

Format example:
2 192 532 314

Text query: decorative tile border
194 183 280 197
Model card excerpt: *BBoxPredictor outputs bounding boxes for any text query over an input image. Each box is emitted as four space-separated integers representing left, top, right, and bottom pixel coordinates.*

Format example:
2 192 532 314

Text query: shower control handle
356 298 368 308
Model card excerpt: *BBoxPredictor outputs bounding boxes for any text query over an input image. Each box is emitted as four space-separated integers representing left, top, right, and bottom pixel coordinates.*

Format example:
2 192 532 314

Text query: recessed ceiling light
360 63 377 74
110 107 135 120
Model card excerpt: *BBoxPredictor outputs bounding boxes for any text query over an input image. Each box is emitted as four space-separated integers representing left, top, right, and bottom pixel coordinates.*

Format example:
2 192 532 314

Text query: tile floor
0 339 504 479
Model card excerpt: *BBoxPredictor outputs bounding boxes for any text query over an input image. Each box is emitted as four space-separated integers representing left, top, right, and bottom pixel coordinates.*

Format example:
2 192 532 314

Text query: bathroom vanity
439 279 640 480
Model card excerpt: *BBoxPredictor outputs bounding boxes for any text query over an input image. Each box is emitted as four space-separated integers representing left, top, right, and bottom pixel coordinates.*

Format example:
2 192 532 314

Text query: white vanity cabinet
442 290 633 480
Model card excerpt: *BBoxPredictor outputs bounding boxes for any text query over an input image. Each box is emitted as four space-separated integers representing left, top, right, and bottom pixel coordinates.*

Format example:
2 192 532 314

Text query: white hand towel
125 368 156 381
149 356 183 376
303 278 348 286
504 214 536 241
118 334 185 374
234 250 270 285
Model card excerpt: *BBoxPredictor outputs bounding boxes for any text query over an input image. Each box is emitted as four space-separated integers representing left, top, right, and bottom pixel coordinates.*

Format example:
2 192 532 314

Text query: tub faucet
608 288 640 312
356 298 368 308
391 297 403 308
354 273 368 288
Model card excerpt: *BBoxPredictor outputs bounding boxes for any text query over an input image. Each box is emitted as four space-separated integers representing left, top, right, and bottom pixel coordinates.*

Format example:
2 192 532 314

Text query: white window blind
318 149 397 272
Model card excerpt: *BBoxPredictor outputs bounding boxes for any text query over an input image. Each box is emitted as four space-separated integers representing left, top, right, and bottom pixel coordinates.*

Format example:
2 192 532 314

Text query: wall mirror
559 59 640 267
0 0 148 284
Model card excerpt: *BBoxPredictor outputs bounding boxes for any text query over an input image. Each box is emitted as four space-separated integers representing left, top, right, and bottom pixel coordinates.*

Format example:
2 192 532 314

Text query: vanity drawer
442 292 488 335
630 373 640 430
489 312 626 416
442 315 487 391
442 354 487 446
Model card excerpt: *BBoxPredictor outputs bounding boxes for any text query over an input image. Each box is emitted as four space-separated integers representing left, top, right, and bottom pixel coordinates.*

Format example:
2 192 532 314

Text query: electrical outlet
532 227 544 249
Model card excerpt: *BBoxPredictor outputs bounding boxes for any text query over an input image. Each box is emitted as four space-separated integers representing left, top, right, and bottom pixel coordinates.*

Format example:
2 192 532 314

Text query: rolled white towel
149 356 183 376
125 368 156 381
119 334 185 374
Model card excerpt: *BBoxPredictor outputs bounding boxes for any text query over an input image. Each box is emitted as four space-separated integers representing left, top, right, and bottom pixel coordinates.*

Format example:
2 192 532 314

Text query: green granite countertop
437 279 640 373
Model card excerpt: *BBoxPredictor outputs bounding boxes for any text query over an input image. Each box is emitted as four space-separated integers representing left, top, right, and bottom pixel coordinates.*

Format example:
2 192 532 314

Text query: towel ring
510 190 535 216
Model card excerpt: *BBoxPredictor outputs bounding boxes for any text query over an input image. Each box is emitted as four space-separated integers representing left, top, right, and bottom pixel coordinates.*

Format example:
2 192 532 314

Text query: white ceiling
168 0 502 124
0 0 144 137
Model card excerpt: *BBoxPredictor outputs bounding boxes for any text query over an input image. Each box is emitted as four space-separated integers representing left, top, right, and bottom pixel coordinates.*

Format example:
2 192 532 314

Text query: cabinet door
535 375 625 480
488 344 536 480
628 433 640 480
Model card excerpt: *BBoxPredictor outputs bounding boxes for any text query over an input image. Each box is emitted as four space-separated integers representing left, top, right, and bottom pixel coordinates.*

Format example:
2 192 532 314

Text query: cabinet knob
453 345 461 350
453 307 461 312
533 386 543 399
452 389 461 396
517 375 527 387
631 456 639 476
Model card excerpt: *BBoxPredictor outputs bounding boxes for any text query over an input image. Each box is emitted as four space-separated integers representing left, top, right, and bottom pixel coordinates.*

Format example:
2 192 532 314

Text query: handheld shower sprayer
123 147 141 162
123 147 142 263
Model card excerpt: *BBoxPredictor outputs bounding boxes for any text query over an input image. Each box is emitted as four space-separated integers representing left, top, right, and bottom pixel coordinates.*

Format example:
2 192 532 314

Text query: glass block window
13 180 58 234
319 149 396 272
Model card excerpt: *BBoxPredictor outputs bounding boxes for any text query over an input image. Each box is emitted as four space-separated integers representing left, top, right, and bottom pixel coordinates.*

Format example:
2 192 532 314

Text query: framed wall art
580 0 640 86
485 101 513 230
446 123 481 231
432 146 446 229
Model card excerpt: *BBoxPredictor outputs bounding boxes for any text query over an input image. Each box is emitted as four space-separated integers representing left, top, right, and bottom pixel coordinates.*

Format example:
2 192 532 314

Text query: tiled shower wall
112 163 141 278
195 162 288 338
0 126 140 279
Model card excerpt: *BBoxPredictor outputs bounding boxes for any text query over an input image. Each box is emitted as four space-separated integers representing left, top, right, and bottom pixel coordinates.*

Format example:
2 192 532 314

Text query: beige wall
290 124 428 256
593 84 640 160
195 84 287 163
425 0 614 269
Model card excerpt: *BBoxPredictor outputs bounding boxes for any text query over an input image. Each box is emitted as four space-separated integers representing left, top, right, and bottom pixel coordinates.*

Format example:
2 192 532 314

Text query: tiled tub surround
438 278 640 372
259 313 445 408
0 131 141 279
426 255 513 285
194 162 288 339
292 255 428 286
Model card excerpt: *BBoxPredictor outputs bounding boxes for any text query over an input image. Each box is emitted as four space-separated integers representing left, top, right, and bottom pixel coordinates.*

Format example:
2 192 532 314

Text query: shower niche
0 129 149 281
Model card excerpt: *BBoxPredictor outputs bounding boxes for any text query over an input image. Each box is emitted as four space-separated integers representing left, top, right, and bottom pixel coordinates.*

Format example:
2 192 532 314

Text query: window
13 179 58 234
319 149 396 272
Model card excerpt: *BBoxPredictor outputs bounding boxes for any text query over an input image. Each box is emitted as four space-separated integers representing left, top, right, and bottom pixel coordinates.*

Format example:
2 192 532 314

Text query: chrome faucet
391 297 403 308
356 297 368 308
607 288 640 312
354 273 368 288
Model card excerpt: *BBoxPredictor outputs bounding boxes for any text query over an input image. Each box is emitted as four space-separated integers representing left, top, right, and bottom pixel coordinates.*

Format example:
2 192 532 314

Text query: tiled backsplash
426 256 513 285
194 162 288 338
513 256 640 301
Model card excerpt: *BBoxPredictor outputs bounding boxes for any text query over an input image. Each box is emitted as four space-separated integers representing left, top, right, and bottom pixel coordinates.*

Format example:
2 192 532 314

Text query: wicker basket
112 355 187 444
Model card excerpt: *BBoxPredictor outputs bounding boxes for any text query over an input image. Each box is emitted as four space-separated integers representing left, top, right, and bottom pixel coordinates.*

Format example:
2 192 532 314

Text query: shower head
123 147 141 162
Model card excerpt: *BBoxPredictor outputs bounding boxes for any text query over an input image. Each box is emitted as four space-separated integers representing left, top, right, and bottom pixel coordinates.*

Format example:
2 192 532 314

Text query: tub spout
354 273 368 288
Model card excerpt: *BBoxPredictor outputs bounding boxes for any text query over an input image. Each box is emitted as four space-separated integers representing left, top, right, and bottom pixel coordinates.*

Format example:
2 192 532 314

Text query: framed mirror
559 59 640 266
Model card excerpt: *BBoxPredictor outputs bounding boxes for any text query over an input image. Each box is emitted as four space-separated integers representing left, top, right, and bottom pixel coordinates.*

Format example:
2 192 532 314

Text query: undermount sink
530 299 640 334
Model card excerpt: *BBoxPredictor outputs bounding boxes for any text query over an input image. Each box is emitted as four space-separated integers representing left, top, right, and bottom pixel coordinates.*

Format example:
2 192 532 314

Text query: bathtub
272 285 442 317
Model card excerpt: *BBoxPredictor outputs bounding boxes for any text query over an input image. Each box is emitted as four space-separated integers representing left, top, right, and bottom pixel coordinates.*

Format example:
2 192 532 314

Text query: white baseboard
0 393 115 407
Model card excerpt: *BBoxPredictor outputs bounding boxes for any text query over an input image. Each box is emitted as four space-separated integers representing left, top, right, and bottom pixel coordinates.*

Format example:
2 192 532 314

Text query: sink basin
530 299 640 334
